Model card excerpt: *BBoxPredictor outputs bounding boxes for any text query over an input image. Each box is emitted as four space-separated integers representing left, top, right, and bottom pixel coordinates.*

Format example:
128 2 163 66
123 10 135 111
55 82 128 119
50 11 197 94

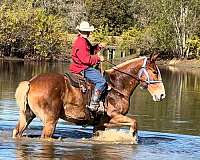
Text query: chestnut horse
13 53 165 140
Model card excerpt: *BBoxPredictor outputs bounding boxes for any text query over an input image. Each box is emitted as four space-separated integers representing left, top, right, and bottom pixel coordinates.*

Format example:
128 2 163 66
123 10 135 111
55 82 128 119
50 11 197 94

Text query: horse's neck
106 58 144 97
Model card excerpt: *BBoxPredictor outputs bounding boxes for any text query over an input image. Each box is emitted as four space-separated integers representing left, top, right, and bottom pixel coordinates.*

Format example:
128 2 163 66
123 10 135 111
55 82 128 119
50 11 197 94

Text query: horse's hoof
132 131 137 137
132 132 139 144
93 131 100 137
129 128 138 144
58 136 63 141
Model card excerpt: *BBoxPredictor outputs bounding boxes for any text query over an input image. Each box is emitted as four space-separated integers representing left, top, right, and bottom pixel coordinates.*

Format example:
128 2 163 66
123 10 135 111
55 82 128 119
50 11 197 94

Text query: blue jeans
84 67 107 92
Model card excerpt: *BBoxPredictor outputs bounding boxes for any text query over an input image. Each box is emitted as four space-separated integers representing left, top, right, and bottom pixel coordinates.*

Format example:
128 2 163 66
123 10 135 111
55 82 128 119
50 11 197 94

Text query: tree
85 0 136 35
33 0 87 32
133 0 200 58
0 0 67 58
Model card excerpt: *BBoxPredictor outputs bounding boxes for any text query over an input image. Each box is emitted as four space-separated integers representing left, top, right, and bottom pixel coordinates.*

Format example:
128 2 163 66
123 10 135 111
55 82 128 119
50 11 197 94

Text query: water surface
0 60 200 159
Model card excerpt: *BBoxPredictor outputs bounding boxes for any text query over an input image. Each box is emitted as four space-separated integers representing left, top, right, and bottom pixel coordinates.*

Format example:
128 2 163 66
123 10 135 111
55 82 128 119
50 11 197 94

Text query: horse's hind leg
41 121 57 139
40 100 61 139
13 105 36 138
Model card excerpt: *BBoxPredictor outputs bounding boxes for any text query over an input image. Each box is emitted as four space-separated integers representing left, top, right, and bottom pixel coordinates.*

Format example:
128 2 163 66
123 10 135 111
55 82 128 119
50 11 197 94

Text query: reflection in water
130 66 200 136
1 130 199 160
0 60 68 100
13 137 135 160
0 60 200 160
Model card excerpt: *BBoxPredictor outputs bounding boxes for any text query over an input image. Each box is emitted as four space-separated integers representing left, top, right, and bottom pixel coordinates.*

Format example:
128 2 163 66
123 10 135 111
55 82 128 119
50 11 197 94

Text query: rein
104 57 163 84
104 60 140 81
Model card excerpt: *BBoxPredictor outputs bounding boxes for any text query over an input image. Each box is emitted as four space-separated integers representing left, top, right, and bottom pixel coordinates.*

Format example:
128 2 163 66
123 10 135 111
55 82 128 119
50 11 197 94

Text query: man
69 21 107 112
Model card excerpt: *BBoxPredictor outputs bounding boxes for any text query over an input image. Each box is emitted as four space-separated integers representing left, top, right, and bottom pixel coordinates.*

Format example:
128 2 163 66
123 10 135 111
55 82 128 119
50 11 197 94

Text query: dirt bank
1 55 200 69
158 58 200 68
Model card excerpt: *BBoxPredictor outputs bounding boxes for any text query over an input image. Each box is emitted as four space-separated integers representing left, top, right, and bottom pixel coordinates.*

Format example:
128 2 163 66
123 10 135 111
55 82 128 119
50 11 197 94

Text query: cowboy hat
76 21 94 32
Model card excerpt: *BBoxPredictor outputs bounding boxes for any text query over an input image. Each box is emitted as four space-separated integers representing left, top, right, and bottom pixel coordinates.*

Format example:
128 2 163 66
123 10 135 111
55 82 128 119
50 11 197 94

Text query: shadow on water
138 136 175 145
1 124 176 145
26 124 93 139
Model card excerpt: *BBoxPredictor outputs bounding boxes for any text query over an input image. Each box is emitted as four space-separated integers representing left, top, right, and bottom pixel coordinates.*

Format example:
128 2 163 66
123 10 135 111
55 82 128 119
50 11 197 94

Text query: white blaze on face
147 82 166 101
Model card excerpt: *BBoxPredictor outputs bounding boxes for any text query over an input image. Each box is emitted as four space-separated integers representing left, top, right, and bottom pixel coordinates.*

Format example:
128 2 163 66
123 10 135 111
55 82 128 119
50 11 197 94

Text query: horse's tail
15 81 30 112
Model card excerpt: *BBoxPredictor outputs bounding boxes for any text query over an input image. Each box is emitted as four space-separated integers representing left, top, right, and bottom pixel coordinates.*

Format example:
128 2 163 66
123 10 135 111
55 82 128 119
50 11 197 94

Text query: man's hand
99 42 107 49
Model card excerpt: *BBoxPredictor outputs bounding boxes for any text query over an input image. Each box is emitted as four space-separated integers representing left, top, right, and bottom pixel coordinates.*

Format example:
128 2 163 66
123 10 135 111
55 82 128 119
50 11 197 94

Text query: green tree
133 0 200 58
0 0 67 59
85 0 136 35
33 0 87 32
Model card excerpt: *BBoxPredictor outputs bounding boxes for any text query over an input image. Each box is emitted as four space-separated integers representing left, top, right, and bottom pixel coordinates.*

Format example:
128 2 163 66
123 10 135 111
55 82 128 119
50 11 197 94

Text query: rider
69 21 107 112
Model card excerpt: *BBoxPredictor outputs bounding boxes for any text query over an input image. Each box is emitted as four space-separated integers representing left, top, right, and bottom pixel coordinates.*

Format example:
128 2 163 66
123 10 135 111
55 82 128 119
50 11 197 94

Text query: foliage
186 35 200 57
118 27 156 54
0 0 67 59
30 9 67 57
91 25 109 43
119 27 142 49
85 0 136 35
65 33 76 55
33 0 87 32
134 0 200 57
150 19 175 50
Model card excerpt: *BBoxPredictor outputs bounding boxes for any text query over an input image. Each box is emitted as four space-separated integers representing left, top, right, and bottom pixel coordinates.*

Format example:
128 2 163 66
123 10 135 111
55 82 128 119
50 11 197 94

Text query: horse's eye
153 70 157 74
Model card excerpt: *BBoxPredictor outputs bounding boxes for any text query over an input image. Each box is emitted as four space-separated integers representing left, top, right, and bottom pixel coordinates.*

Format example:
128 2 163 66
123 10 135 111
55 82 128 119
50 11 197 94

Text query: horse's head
138 53 165 101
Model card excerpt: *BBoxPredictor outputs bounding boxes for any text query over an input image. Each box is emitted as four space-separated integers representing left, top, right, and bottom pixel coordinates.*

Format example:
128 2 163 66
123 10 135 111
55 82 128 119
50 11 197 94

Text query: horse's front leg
93 114 111 134
104 111 138 137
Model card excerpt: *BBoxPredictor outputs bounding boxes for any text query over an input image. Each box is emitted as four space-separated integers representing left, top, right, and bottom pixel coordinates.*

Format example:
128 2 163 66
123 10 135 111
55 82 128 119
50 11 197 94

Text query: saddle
64 71 111 92
64 72 87 93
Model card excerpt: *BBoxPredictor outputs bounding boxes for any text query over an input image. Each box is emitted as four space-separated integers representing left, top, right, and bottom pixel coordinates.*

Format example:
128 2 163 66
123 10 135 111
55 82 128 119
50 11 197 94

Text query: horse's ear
150 52 160 62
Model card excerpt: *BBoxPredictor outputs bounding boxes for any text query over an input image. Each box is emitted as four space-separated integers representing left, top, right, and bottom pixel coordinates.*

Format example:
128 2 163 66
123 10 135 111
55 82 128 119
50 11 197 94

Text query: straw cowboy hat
76 21 95 32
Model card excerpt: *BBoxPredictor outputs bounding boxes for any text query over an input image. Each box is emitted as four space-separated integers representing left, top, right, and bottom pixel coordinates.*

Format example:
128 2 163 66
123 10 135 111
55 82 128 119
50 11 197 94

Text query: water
131 66 200 136
0 60 200 159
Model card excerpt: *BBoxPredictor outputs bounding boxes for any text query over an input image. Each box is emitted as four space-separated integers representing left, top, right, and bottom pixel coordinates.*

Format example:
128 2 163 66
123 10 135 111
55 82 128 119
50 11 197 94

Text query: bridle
138 57 163 85
104 57 163 87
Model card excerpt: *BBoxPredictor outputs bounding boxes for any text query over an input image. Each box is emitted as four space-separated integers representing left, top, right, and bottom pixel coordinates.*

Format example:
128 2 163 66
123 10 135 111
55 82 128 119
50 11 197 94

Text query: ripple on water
89 129 138 144
0 99 16 106
0 97 200 159
1 128 200 160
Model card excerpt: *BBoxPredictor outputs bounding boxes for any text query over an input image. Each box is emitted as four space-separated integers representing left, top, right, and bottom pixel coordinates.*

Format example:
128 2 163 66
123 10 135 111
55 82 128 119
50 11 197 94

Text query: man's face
85 31 91 38
80 31 91 38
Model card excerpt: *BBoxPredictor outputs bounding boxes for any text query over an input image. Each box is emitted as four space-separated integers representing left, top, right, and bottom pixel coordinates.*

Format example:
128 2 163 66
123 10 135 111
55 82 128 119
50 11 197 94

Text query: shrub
0 0 67 59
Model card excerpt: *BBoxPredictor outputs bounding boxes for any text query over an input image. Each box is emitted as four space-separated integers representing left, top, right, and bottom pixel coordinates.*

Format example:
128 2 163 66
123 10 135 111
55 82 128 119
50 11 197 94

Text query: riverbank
158 58 200 68
0 55 71 63
1 56 200 68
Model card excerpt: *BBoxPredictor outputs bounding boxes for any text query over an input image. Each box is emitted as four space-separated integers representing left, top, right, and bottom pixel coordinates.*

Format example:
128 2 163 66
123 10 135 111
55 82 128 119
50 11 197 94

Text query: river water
0 60 200 160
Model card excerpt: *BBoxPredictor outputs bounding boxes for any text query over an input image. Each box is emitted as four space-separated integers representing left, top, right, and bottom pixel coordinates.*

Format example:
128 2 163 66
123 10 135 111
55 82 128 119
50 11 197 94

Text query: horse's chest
117 99 129 114
107 93 129 114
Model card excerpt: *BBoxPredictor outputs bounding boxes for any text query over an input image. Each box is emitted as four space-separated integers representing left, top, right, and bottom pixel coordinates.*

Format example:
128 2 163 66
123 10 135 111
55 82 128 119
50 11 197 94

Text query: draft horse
13 53 165 139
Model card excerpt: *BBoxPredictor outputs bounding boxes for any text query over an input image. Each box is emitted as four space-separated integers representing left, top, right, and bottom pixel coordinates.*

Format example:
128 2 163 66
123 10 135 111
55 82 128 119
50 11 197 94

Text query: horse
12 53 165 140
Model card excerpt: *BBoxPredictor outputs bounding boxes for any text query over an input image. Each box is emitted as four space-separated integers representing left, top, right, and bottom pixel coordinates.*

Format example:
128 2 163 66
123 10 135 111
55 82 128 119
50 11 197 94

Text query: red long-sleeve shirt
69 35 101 74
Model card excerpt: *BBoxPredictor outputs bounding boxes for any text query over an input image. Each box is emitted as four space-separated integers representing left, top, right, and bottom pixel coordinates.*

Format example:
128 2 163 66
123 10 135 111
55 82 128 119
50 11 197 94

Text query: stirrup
107 85 112 91
87 101 99 112
97 101 104 113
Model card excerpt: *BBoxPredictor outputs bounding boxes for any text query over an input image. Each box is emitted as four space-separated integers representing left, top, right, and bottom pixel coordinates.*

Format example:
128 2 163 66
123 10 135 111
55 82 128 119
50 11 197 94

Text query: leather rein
104 56 163 85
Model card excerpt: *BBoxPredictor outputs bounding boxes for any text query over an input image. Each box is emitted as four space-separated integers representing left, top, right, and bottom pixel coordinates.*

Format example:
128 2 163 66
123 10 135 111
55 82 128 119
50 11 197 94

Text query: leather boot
88 90 101 111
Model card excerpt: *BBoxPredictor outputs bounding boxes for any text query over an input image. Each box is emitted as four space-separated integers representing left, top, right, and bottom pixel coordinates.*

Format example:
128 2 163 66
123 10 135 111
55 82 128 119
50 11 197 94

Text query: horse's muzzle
153 93 166 102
